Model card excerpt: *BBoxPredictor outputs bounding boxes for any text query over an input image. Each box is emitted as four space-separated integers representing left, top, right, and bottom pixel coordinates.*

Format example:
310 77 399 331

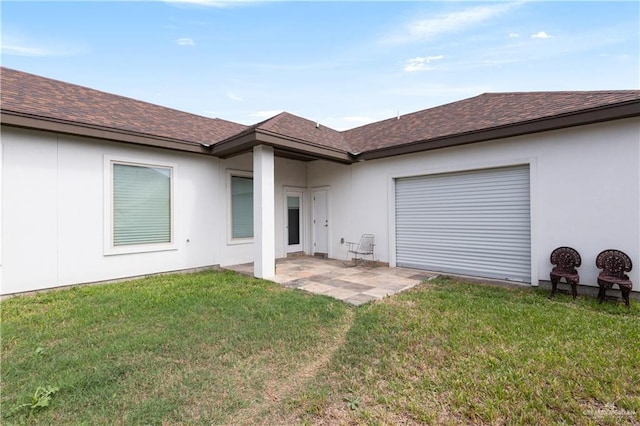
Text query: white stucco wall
306 161 353 260
2 117 638 294
214 153 307 268
0 130 309 294
309 118 640 289
1 127 221 294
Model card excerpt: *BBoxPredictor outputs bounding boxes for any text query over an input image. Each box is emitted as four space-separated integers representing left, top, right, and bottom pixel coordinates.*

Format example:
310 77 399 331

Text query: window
109 161 173 250
231 175 253 239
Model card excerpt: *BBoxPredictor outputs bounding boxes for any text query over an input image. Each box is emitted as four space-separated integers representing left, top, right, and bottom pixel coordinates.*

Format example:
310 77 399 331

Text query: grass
289 278 639 425
1 271 638 425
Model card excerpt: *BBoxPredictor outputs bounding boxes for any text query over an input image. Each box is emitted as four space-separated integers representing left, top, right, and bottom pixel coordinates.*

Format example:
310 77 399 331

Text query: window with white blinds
113 163 172 246
231 175 253 239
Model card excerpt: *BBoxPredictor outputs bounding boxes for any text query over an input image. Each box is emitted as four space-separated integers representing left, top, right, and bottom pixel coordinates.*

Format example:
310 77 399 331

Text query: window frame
227 169 254 245
104 156 177 255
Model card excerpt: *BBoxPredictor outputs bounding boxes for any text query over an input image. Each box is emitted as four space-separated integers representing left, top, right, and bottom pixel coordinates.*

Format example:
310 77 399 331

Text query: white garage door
395 165 531 282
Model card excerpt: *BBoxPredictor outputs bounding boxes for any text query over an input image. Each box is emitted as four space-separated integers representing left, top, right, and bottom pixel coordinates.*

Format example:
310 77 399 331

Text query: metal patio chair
549 246 581 299
596 249 633 308
344 234 375 268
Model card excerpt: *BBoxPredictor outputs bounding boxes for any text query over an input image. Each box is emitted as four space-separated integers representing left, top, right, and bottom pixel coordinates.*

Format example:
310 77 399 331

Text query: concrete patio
225 256 438 305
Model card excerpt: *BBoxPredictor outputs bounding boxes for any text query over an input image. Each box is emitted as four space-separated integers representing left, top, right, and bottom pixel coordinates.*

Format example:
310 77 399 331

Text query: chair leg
597 286 606 303
550 277 558 298
360 251 373 269
620 287 631 308
343 252 357 267
569 279 578 300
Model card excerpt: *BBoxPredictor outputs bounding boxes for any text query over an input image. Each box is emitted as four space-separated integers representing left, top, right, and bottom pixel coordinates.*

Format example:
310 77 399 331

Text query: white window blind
113 163 172 246
231 176 253 239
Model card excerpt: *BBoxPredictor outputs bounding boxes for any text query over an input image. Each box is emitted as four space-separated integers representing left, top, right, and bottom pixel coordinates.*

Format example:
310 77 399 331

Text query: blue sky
2 1 638 130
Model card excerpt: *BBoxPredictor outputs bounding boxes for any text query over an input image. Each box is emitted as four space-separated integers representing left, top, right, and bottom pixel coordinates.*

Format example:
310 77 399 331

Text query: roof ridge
252 110 351 153
480 90 640 95
253 111 290 128
343 90 640 135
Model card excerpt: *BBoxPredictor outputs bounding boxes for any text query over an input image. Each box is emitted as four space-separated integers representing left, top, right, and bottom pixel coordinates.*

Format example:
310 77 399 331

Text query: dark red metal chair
549 247 581 299
596 249 633 307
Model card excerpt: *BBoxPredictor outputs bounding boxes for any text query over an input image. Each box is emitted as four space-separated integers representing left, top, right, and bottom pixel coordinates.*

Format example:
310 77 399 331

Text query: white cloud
531 31 551 39
403 55 445 72
250 110 284 118
508 32 520 38
1 44 48 57
1 33 86 57
600 53 631 60
227 92 243 101
383 2 521 46
176 37 195 46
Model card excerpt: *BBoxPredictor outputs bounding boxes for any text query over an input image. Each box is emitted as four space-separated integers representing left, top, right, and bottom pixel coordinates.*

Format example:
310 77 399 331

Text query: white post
253 145 275 279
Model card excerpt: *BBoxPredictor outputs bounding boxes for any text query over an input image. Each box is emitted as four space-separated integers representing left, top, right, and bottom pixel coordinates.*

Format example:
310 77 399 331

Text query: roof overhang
0 111 215 155
211 128 354 164
357 100 640 161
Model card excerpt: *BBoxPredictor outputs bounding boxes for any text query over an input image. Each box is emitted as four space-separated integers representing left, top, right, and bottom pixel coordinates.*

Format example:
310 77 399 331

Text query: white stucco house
1 67 639 296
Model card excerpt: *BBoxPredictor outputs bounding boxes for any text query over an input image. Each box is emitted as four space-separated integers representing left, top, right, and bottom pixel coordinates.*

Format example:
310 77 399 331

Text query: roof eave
0 110 215 155
357 100 640 161
211 128 354 164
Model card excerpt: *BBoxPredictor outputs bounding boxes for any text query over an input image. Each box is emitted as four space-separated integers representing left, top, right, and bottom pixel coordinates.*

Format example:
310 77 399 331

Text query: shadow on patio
225 256 438 305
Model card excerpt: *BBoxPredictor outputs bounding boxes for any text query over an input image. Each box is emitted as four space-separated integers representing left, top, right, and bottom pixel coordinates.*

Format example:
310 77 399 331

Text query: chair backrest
550 246 581 272
596 249 632 278
358 234 375 253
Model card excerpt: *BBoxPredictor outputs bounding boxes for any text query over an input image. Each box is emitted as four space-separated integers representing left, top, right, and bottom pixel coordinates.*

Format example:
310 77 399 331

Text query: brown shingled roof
254 112 350 152
2 67 639 162
345 91 640 155
1 67 248 149
209 111 353 163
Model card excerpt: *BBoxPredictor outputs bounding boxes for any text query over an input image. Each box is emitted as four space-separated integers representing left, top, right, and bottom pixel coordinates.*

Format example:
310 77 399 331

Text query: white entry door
312 189 329 255
285 191 303 253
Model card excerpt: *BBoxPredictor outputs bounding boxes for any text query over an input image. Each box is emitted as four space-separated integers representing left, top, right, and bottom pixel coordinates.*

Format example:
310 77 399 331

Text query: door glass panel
287 196 300 245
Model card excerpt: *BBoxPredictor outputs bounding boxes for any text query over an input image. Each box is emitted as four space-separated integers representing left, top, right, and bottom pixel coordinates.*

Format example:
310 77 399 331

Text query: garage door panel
396 223 531 234
397 219 531 228
398 243 531 258
400 188 530 200
396 165 531 282
399 197 531 208
398 258 531 282
398 238 531 249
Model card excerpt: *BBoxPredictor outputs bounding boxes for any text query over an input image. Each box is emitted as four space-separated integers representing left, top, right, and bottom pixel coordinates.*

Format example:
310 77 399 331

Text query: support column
253 145 275 279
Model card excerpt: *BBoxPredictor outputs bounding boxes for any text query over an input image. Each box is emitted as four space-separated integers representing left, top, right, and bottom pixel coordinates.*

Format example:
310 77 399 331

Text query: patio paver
225 256 439 305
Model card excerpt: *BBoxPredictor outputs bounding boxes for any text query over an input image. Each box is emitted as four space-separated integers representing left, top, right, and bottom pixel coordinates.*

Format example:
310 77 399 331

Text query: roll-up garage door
395 165 531 282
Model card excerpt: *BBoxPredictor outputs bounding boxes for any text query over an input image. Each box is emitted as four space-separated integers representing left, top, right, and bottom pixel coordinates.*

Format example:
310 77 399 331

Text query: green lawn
1 271 638 425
